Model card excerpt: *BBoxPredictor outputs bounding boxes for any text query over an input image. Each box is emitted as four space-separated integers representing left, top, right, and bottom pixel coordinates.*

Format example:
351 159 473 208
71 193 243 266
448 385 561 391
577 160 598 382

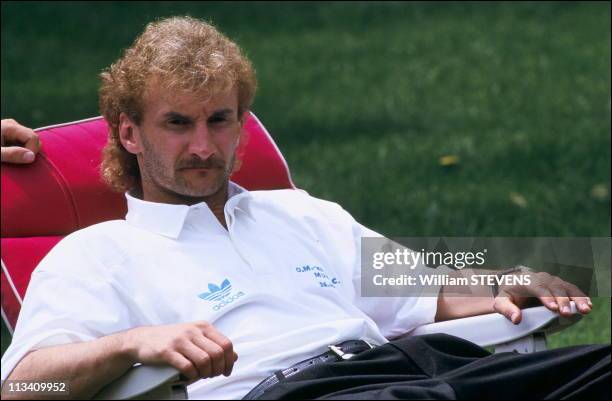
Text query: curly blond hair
99 16 257 192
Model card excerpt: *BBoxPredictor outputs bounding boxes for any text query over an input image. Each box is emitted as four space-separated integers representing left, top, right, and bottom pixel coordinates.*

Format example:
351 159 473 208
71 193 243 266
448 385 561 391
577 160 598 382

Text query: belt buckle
328 345 354 360
328 340 375 361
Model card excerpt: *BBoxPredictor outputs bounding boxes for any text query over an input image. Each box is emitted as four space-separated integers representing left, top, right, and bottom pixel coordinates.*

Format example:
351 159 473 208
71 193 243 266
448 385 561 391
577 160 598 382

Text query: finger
1 146 36 164
493 292 522 324
24 133 41 153
198 324 235 376
548 285 572 316
178 341 212 379
564 283 592 314
208 336 235 376
166 351 199 383
193 335 226 378
1 121 40 153
528 285 559 311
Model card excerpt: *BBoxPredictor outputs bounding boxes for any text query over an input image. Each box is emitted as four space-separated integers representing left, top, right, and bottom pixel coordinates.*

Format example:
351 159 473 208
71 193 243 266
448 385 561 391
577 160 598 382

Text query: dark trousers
256 334 611 400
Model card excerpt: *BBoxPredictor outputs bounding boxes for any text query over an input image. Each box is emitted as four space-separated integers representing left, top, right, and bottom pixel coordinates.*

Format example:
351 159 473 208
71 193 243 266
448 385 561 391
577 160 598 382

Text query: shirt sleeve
0 234 137 381
349 222 444 339
302 190 443 340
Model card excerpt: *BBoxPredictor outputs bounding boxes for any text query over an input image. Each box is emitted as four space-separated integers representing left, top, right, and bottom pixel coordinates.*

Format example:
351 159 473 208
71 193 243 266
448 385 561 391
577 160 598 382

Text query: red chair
1 113 295 335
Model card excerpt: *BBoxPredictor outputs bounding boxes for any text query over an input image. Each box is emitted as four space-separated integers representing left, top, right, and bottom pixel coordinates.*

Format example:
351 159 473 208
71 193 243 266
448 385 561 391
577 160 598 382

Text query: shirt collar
125 181 252 238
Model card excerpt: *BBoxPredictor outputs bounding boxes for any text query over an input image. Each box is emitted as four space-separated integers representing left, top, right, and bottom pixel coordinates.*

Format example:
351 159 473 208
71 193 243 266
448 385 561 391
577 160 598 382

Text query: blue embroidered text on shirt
295 265 340 288
198 279 245 311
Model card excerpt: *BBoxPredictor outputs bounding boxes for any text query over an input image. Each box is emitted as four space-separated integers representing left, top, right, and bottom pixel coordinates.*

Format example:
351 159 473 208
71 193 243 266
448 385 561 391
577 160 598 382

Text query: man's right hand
124 321 237 382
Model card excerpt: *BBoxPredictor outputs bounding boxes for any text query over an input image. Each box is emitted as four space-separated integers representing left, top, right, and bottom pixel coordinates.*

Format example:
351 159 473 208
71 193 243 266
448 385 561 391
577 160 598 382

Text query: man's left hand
494 271 593 324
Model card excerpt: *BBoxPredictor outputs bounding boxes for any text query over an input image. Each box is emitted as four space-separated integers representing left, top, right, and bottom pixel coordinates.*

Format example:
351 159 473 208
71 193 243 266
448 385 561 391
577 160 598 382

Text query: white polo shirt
1 182 440 399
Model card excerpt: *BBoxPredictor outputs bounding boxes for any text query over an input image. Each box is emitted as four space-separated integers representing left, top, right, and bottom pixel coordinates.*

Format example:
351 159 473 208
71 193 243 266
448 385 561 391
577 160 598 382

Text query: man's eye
210 117 227 124
169 119 190 126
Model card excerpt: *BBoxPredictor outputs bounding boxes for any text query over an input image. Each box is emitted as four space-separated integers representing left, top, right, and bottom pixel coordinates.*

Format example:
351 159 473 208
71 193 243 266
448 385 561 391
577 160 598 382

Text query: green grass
1 1 610 352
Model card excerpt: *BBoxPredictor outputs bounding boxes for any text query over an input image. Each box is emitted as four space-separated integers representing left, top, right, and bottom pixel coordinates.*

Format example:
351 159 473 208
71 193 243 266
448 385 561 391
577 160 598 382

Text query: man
1 16 608 400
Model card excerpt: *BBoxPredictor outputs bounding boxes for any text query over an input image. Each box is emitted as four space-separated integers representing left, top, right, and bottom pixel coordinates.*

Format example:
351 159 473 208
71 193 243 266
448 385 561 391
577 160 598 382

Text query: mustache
176 156 226 170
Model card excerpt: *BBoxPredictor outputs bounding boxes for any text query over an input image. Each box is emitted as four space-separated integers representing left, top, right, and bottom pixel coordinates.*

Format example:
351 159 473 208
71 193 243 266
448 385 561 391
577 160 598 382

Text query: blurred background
1 1 610 353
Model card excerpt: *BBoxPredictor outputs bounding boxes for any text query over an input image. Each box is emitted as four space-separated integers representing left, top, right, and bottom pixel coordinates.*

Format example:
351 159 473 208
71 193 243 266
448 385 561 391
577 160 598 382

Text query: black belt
242 340 376 400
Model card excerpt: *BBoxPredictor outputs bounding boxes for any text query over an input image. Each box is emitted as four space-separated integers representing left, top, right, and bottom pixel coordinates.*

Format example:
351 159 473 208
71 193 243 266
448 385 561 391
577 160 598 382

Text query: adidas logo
198 278 245 311
198 279 232 301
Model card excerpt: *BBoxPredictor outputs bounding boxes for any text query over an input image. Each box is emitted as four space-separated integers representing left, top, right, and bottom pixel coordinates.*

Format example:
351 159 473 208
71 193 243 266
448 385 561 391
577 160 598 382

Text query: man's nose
188 123 215 158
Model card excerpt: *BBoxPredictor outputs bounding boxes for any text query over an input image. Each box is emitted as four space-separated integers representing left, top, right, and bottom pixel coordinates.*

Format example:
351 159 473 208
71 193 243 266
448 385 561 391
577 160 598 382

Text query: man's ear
238 110 248 128
236 111 249 147
118 112 142 155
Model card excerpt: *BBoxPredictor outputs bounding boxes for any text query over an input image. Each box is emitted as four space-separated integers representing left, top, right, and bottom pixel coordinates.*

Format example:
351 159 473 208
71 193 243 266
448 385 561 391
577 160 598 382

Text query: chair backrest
1 113 295 332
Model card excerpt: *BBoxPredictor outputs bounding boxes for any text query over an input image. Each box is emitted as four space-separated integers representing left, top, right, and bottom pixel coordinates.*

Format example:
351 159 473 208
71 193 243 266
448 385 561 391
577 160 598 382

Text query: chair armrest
410 301 582 348
93 364 186 400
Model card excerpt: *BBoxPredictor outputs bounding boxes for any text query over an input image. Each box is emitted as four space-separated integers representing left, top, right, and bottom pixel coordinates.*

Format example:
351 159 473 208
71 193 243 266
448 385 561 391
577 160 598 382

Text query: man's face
121 81 244 204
